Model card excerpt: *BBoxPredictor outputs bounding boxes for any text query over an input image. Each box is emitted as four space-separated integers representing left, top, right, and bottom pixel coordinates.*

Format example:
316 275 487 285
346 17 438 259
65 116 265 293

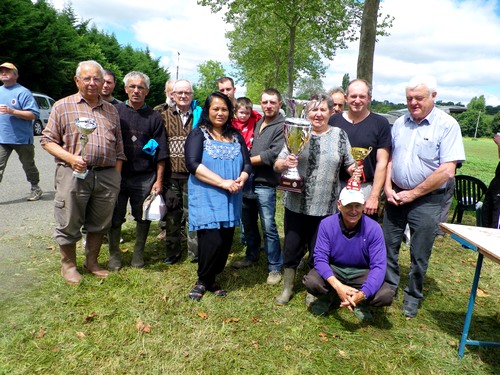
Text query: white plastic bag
142 192 166 221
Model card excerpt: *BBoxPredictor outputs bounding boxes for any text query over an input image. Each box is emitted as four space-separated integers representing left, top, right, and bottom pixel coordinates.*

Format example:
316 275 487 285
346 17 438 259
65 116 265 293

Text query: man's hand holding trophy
72 117 97 179
277 99 317 193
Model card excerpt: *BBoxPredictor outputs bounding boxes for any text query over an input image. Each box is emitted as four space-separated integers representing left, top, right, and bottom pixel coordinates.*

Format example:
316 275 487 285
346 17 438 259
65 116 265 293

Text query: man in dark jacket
232 88 285 286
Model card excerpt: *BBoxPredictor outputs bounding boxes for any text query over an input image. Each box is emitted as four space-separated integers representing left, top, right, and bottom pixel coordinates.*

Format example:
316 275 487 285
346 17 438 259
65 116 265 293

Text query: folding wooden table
439 223 500 358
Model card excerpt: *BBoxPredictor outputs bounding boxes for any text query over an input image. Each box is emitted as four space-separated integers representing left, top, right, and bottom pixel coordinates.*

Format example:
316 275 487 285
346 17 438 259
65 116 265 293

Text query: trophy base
73 170 89 180
277 176 305 193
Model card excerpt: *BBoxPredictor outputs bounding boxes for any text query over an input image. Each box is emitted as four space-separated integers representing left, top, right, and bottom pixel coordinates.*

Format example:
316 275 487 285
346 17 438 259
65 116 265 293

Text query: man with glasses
159 79 200 264
107 71 167 270
41 60 126 285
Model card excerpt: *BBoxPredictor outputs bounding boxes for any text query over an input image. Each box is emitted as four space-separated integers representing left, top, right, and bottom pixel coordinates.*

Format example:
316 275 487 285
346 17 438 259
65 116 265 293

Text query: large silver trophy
277 99 312 193
73 117 97 179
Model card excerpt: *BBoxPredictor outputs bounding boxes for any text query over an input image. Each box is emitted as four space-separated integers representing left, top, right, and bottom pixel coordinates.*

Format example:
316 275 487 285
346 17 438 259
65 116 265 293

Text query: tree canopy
199 0 364 99
0 0 169 106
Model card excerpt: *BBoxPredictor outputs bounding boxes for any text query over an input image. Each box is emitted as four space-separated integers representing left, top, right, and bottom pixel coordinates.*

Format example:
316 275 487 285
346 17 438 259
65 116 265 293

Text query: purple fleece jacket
313 214 387 298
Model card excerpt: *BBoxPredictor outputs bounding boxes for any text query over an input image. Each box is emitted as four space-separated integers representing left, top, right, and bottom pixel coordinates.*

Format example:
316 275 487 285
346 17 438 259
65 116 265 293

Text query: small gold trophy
346 146 373 190
73 117 97 179
277 118 312 193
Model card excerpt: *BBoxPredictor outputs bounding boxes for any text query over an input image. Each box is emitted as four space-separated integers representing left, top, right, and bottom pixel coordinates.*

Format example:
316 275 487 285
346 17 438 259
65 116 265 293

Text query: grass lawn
0 137 499 374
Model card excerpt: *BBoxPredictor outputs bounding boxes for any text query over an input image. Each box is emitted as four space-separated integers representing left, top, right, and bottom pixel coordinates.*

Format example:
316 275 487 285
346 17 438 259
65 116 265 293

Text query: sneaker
231 258 257 269
353 306 373 321
27 187 43 201
266 270 282 285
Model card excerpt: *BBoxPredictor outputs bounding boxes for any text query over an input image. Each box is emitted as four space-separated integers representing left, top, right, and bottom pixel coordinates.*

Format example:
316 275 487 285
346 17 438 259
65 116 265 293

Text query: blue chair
451 175 488 226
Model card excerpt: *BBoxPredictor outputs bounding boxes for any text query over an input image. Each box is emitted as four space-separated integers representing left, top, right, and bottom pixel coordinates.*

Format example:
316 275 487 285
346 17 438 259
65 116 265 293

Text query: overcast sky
50 0 500 106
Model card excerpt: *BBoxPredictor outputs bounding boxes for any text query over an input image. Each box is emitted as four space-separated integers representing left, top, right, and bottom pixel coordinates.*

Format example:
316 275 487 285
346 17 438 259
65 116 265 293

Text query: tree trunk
287 24 296 99
356 0 380 86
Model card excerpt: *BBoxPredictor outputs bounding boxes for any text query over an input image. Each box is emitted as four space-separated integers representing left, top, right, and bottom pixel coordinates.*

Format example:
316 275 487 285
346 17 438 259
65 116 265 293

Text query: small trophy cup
346 146 373 190
277 117 312 193
73 117 97 179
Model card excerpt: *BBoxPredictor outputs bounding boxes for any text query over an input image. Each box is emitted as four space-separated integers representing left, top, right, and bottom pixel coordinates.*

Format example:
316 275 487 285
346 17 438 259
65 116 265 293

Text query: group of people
3 58 475 320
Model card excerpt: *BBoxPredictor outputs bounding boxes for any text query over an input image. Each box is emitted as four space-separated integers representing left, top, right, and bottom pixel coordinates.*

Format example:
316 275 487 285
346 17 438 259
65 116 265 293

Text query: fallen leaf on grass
224 317 240 323
252 340 258 350
197 311 208 320
46 245 55 251
319 332 328 337
251 317 261 324
420 325 428 331
476 288 488 298
338 349 347 357
182 351 190 357
83 312 97 324
136 319 151 333
76 332 86 339
454 278 460 283
160 295 168 302
34 326 46 338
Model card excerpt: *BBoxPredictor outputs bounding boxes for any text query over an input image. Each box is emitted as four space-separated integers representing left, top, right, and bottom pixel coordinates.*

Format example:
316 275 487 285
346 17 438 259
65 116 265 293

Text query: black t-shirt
328 112 391 183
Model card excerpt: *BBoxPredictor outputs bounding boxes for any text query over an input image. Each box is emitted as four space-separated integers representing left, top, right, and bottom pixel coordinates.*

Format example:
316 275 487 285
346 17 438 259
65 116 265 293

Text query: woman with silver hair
273 93 358 305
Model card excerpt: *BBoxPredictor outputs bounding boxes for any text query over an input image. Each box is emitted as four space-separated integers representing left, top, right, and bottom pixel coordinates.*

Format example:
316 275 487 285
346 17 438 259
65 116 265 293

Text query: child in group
232 97 262 151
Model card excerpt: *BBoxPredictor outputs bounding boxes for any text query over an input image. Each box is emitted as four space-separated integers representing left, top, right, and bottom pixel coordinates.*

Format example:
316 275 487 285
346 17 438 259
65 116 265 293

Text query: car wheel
33 120 43 136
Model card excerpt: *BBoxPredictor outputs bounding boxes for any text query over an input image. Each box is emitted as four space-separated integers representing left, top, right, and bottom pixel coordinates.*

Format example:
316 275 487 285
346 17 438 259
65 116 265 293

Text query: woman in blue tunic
185 92 252 301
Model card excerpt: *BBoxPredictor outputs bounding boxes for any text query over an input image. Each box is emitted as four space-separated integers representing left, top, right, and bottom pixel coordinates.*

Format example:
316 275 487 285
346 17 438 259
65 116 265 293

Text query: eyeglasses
78 77 103 84
128 84 147 91
174 91 193 96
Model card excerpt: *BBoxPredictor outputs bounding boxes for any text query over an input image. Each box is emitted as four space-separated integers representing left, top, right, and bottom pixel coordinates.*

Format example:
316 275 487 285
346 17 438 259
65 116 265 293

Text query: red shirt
232 110 262 150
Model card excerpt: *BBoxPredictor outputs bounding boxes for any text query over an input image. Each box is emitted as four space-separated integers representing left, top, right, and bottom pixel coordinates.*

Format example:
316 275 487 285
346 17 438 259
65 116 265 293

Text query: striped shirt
41 93 126 167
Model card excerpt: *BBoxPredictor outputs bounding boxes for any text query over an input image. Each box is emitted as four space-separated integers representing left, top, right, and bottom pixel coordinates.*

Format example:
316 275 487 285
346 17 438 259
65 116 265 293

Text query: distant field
458 137 497 184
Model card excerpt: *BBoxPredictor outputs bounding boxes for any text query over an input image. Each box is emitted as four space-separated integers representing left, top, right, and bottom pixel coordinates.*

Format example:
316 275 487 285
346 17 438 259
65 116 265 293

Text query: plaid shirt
41 93 126 167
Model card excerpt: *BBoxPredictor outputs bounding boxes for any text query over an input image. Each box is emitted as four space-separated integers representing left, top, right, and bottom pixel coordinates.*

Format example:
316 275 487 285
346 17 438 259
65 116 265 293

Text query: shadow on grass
428 309 500 370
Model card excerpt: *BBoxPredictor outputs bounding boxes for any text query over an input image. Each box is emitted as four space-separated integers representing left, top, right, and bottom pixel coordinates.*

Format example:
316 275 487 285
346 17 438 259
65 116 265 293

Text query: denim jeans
241 185 282 271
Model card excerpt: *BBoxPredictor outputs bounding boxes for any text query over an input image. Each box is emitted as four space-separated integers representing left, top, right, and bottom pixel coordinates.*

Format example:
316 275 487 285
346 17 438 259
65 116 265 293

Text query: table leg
458 253 483 359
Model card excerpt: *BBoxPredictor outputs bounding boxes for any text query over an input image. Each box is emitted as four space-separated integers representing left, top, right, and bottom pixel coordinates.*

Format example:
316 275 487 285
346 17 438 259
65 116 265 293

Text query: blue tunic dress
188 127 244 231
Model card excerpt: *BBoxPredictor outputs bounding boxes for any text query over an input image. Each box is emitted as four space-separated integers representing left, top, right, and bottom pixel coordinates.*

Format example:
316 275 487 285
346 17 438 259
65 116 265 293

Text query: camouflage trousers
164 178 198 260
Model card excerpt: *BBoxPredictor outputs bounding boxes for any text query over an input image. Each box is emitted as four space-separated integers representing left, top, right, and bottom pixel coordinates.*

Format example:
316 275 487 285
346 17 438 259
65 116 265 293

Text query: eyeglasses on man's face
78 76 103 84
174 91 193 97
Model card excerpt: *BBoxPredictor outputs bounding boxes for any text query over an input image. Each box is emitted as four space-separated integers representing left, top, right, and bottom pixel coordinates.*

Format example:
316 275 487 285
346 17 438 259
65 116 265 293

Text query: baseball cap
0 62 18 71
338 187 365 206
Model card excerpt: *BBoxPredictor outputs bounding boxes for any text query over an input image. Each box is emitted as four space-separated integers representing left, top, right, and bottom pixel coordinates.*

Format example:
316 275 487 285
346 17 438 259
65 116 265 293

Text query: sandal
208 283 227 297
188 284 206 301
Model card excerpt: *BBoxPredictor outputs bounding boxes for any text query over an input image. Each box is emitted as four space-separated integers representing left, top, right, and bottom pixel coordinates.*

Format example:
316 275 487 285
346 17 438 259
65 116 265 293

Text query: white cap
338 187 365 206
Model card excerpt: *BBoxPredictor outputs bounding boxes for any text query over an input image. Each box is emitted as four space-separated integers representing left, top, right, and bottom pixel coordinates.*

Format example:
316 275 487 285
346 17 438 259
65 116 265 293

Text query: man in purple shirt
303 187 394 318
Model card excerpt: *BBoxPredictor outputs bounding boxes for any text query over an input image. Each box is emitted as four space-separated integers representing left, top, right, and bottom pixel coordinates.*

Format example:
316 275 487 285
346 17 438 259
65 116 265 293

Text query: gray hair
172 79 192 92
165 79 176 91
76 60 104 78
308 92 334 111
327 87 345 96
407 75 437 95
123 71 150 89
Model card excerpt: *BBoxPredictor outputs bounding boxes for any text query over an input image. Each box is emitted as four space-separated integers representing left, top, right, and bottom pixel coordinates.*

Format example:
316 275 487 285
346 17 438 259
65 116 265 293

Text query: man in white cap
0 62 43 201
303 187 394 318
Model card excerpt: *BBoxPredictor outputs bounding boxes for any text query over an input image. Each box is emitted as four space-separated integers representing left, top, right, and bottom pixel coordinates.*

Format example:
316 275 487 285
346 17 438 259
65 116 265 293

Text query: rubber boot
107 226 122 271
276 268 296 305
131 221 151 268
60 244 82 285
84 232 109 278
